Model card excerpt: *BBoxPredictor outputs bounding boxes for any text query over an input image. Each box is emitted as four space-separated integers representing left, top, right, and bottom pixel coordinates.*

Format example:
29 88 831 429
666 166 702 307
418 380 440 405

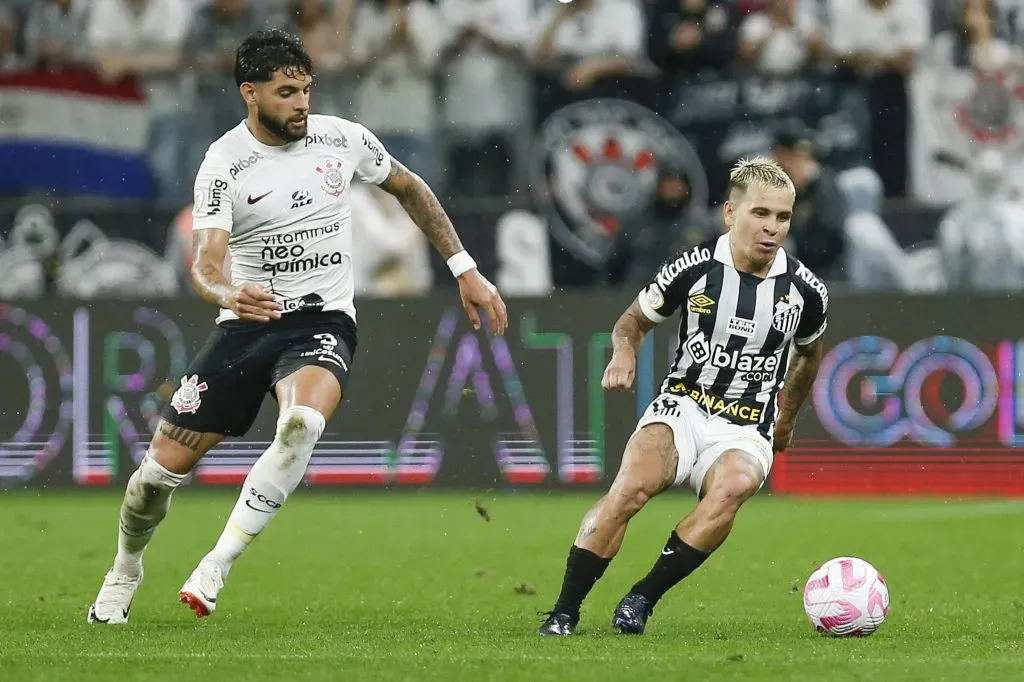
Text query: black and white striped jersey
637 234 828 440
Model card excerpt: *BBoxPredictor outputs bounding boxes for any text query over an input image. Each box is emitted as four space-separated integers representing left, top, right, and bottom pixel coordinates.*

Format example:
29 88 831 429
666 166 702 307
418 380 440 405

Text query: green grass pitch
0 491 1021 681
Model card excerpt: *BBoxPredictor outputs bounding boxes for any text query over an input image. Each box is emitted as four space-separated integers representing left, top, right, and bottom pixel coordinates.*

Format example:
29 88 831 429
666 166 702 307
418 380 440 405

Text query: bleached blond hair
728 157 795 199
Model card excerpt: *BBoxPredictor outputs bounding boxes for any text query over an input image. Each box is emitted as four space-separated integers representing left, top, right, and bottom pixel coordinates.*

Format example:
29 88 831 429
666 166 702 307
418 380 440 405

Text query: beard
258 108 307 143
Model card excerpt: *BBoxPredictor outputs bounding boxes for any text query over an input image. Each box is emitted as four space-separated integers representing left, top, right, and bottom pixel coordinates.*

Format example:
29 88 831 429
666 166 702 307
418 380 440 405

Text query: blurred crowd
2 0 1024 295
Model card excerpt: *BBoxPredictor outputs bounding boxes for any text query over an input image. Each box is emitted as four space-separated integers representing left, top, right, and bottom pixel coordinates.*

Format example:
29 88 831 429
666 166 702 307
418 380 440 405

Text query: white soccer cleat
178 559 225 618
87 568 143 624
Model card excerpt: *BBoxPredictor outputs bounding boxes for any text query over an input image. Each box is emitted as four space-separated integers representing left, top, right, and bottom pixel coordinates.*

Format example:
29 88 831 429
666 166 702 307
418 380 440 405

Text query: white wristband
447 250 477 278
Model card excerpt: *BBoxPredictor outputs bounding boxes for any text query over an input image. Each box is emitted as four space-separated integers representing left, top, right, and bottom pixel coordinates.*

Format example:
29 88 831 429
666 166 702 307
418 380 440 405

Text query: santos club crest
316 158 347 197
170 375 208 414
530 99 708 267
772 296 801 334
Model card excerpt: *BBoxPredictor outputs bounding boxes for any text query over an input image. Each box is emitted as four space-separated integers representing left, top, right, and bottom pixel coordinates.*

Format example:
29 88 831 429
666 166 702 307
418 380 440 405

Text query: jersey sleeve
191 153 234 232
795 268 828 346
350 122 393 185
636 252 704 323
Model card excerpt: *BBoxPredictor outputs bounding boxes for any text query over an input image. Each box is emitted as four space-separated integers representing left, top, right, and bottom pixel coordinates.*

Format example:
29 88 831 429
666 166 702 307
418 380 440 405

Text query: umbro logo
688 293 715 315
247 191 272 204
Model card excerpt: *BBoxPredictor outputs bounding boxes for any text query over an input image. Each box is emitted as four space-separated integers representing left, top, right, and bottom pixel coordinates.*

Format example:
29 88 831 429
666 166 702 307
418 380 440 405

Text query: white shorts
632 393 774 495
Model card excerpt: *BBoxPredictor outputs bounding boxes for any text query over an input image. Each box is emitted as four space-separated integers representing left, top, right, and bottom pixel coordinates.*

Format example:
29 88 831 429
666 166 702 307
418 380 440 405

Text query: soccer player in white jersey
87 29 507 623
539 158 828 636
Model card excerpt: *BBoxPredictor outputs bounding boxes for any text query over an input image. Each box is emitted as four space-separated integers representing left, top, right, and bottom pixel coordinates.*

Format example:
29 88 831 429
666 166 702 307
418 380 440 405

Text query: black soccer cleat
538 610 578 636
611 593 654 634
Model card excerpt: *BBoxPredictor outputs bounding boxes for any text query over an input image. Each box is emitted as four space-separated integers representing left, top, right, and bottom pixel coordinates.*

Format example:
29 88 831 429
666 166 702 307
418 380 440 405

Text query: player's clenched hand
458 270 508 335
602 351 636 391
223 283 282 323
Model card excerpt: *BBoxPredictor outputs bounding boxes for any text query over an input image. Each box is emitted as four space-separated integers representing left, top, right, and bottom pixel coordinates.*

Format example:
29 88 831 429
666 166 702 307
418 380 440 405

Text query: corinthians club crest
170 375 208 415
316 158 347 197
530 99 709 267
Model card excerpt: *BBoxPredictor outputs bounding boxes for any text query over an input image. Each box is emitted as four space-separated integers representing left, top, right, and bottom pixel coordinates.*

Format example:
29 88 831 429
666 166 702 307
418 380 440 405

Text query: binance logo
688 293 715 315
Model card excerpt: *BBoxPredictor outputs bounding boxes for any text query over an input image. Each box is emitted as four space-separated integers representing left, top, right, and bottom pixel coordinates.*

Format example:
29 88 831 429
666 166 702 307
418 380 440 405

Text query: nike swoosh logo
318 356 348 371
247 191 272 204
245 500 273 513
661 549 674 556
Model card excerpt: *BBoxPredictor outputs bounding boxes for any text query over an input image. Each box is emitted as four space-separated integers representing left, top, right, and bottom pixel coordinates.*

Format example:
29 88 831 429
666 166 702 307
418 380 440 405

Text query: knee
125 455 184 510
607 478 654 518
274 406 325 452
704 468 761 511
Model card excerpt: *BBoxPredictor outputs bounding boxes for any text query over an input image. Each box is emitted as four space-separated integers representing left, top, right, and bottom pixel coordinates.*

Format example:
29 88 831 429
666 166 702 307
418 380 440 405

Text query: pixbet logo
230 152 264 179
305 133 347 148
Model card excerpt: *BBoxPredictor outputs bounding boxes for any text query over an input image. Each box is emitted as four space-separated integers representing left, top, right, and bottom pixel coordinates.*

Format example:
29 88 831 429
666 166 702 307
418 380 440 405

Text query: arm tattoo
379 160 464 260
612 301 657 356
158 422 203 452
777 339 823 426
191 234 234 308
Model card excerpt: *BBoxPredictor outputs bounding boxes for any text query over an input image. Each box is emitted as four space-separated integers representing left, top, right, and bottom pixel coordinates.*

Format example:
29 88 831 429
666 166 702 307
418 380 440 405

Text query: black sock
552 545 611 617
630 532 709 605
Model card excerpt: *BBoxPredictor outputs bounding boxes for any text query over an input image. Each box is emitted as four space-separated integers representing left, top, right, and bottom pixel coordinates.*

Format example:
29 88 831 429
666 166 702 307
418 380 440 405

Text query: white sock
114 455 186 577
206 406 324 573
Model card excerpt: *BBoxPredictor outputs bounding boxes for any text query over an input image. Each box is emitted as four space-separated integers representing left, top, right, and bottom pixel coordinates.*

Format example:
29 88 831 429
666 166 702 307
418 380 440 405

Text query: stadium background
2 0 1024 497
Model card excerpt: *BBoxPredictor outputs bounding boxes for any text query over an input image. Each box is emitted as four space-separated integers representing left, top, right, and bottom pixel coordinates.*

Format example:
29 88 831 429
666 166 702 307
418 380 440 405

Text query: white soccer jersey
191 114 393 323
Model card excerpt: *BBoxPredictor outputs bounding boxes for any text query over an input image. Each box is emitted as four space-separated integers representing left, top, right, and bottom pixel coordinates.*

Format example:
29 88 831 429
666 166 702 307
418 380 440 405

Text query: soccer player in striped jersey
539 157 827 636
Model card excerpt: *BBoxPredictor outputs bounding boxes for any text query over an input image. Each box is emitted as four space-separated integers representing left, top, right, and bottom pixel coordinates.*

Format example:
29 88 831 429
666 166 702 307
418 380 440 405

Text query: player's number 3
457 270 508 336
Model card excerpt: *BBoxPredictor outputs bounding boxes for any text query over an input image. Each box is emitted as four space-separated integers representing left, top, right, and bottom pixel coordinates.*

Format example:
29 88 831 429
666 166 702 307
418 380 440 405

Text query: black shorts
160 310 357 437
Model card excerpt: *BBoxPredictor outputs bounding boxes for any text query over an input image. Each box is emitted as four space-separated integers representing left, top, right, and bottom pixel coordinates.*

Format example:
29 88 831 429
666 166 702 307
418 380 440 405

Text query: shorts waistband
663 378 766 426
217 309 356 331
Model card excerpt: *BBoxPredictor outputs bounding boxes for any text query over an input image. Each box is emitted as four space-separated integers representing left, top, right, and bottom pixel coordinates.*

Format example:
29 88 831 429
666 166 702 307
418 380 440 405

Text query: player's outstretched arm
603 300 657 392
191 228 281 323
379 158 507 335
772 337 824 453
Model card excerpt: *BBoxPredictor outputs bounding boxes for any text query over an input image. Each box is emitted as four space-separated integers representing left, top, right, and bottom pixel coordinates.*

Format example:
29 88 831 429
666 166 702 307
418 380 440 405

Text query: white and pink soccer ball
803 557 890 637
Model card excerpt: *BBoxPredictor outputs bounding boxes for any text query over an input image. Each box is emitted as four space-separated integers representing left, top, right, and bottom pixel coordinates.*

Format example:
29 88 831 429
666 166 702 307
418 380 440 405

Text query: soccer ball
803 556 890 637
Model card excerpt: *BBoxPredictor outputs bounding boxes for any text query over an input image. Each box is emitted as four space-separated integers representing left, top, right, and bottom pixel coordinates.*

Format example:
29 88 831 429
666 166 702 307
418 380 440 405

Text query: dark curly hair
234 28 314 87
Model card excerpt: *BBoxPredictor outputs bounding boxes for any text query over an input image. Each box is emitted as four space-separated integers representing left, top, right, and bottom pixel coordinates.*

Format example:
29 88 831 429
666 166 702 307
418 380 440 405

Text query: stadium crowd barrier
1 294 1022 494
